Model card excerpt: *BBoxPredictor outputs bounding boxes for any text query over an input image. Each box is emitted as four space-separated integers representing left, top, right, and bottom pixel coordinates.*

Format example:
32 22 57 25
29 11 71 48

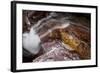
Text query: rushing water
22 11 90 62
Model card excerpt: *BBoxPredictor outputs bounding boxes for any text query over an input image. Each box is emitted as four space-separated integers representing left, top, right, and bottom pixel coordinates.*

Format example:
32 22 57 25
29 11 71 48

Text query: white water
22 28 41 55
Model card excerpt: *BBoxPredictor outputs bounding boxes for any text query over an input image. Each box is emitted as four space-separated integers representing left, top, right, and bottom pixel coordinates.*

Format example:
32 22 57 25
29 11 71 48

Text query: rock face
33 41 80 62
22 11 91 62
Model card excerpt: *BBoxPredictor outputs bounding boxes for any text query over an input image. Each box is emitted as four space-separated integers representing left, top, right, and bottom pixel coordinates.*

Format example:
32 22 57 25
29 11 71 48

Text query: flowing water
22 11 91 62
